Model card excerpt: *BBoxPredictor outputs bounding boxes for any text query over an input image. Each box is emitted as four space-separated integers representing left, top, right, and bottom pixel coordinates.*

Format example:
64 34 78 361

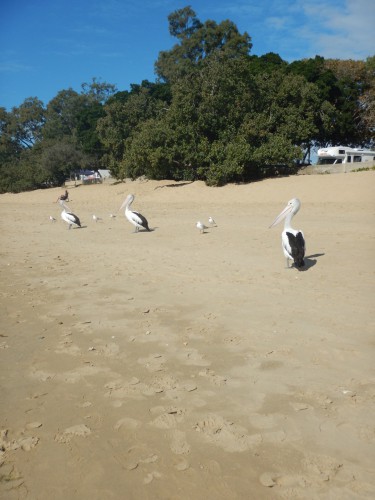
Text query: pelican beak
269 204 292 228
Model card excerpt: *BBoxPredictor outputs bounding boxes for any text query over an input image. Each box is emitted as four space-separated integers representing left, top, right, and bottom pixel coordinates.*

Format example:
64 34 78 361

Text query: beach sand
1 171 374 499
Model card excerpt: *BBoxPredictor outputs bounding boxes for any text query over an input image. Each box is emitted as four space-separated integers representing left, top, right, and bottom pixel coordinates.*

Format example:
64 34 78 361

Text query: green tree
155 6 252 83
81 77 117 104
39 139 85 186
75 101 106 162
43 89 87 139
97 83 171 177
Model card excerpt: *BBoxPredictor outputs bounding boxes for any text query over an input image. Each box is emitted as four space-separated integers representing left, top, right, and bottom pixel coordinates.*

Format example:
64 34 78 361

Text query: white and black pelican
119 194 150 232
196 221 208 234
269 198 305 269
208 216 217 227
59 200 81 230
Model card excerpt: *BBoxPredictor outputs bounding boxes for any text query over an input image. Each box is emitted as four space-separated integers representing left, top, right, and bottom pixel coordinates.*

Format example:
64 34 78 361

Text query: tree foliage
0 6 373 193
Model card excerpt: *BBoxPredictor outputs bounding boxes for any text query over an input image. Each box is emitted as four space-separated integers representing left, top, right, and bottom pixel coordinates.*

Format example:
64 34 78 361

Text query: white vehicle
317 146 375 165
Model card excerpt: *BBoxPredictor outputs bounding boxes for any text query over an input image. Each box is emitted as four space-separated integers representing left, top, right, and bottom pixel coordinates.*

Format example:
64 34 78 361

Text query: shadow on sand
296 253 325 271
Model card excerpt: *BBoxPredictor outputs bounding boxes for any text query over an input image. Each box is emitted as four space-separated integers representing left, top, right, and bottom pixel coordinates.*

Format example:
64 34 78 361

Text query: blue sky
1 0 374 110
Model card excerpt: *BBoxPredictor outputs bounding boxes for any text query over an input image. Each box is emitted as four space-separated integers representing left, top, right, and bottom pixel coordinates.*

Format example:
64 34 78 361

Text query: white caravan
317 146 375 165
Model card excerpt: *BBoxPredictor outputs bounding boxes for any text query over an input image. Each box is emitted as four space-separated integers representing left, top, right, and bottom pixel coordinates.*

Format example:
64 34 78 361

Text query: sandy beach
1 171 374 499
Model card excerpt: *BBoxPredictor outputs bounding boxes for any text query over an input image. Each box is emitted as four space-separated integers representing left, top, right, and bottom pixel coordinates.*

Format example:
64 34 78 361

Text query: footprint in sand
259 453 347 492
138 353 165 372
0 429 39 452
198 368 227 386
105 377 155 400
114 417 141 432
149 407 185 429
150 373 178 393
110 443 158 471
169 430 190 455
194 414 262 452
55 424 91 444
55 340 81 356
177 348 211 367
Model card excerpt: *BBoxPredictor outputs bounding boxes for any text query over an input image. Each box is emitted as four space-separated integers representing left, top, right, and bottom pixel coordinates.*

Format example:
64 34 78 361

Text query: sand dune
1 171 374 499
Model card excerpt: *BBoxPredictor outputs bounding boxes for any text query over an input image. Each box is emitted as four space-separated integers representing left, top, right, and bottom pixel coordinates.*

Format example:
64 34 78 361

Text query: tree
155 6 252 83
75 101 106 159
39 139 85 186
43 89 88 140
81 77 117 104
325 57 375 146
5 98 45 149
97 83 171 177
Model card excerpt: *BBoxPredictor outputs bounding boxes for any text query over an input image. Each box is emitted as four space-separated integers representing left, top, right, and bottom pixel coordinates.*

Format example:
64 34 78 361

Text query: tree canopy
0 7 373 193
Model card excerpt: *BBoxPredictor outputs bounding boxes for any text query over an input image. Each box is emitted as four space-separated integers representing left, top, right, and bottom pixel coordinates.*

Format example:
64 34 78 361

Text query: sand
0 171 374 500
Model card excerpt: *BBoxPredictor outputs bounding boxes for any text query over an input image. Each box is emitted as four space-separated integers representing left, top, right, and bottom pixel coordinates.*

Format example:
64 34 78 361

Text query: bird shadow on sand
297 253 325 271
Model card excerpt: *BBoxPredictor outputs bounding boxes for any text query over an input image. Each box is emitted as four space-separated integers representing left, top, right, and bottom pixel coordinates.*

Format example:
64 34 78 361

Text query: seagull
92 214 103 223
119 194 150 232
196 221 209 234
59 200 81 230
109 213 117 219
269 198 305 269
208 216 217 226
49 216 56 223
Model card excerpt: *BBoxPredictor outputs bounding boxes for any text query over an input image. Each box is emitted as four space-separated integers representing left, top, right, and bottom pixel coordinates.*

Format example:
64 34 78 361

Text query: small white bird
196 221 208 234
208 216 217 226
92 214 103 223
49 216 56 223
109 213 117 219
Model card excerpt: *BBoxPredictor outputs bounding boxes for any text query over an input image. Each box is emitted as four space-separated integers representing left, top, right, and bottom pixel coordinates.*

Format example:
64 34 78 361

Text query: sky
1 0 374 111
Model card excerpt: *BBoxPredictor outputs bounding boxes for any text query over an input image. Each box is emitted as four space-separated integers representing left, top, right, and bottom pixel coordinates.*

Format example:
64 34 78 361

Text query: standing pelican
269 198 305 268
59 200 81 230
119 194 150 232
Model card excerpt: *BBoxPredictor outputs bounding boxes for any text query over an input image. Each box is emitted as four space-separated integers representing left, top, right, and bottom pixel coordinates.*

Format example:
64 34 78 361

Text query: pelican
208 216 217 226
269 198 305 269
57 190 69 202
59 200 81 230
119 194 150 232
196 221 208 234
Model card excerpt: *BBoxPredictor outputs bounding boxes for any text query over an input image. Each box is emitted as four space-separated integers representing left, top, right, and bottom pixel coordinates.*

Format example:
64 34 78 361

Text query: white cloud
210 0 374 60
297 0 375 59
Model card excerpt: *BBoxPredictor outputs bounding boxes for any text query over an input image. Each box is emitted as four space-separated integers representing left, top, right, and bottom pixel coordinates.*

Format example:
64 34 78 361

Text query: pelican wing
64 211 81 227
131 211 149 230
285 231 305 267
